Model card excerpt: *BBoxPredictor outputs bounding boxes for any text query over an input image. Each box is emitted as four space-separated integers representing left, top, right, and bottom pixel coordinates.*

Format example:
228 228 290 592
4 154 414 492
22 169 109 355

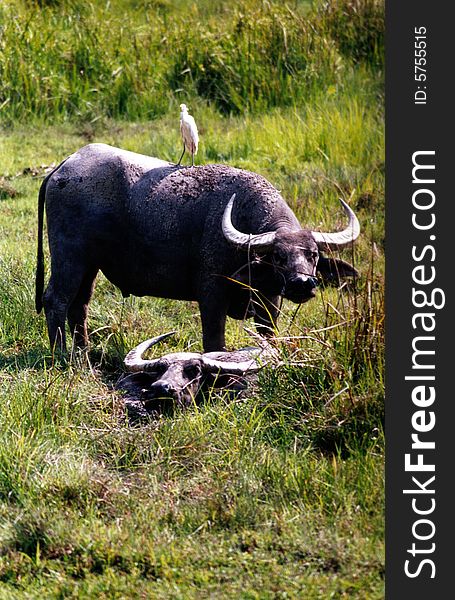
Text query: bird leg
191 152 195 167
177 145 186 166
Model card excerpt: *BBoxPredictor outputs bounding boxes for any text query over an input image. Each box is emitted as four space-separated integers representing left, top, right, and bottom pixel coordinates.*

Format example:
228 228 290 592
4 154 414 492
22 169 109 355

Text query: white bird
177 103 199 167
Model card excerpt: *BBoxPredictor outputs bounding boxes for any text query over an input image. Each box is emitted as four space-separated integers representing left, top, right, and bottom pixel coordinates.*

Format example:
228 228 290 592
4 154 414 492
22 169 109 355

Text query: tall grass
0 0 383 122
316 0 384 66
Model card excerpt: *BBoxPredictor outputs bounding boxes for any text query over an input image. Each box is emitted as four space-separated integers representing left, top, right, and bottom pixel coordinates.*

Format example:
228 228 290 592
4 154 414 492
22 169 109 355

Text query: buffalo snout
285 275 318 303
143 373 200 408
148 379 177 399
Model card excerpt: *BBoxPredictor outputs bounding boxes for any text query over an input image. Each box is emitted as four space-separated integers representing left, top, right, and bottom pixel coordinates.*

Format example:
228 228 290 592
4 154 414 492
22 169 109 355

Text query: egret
177 103 199 167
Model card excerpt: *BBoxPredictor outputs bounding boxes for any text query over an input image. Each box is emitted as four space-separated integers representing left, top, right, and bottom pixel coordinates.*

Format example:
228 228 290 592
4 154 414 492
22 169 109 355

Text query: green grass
0 0 384 597
0 0 383 121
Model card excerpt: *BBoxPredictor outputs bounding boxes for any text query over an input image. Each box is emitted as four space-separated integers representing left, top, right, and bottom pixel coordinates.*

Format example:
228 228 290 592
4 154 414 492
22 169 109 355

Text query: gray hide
36 143 359 352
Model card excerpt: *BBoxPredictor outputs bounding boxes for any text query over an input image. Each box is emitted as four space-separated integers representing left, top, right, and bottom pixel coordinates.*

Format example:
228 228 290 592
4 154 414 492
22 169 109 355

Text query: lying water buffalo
119 331 278 410
35 143 359 352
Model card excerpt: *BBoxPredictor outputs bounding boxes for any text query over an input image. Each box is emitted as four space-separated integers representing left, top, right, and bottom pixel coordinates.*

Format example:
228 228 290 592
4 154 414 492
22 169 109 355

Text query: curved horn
222 194 276 251
202 345 278 375
311 199 360 250
124 331 176 372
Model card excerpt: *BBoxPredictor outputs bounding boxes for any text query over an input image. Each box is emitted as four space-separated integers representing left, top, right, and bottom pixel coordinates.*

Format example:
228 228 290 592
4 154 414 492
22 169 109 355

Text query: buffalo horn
222 194 277 250
201 345 278 374
124 331 177 372
311 199 360 250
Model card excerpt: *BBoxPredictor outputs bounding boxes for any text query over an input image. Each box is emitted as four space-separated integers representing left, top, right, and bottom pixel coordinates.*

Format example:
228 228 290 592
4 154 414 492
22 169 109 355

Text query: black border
386 2 452 595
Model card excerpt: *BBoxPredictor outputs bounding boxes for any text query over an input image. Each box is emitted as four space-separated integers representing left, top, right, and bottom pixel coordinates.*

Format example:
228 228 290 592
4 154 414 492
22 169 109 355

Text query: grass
0 0 384 597
0 0 383 121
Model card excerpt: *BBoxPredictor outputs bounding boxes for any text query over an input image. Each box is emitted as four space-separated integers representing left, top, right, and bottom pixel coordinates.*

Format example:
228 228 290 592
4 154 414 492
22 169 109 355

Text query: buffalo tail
35 158 68 314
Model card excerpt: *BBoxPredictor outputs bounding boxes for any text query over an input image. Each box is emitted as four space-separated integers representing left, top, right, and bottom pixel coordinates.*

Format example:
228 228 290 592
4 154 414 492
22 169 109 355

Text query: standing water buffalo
35 143 359 352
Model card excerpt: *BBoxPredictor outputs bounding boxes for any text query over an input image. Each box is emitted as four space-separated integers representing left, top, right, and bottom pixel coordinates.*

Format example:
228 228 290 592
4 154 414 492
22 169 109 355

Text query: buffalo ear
317 255 358 286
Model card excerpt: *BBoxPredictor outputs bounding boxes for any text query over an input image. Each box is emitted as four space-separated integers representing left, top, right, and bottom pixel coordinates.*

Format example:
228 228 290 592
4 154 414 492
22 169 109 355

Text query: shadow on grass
0 345 55 371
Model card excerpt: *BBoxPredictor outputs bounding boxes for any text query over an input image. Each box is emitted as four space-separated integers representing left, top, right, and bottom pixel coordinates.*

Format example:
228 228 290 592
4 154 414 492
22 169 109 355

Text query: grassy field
0 1 384 597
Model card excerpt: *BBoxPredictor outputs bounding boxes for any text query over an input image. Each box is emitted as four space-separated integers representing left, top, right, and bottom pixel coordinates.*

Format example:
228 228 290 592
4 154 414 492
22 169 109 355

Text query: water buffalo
119 331 278 410
35 143 359 352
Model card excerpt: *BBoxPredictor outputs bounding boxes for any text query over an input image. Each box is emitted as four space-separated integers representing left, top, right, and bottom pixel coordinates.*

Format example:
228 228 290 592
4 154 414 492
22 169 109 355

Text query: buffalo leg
199 295 228 352
43 265 90 352
67 268 98 348
43 282 71 352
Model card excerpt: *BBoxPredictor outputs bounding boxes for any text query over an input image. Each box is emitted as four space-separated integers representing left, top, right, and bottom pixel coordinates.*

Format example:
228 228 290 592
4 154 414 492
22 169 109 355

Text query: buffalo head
121 331 277 410
222 194 360 304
